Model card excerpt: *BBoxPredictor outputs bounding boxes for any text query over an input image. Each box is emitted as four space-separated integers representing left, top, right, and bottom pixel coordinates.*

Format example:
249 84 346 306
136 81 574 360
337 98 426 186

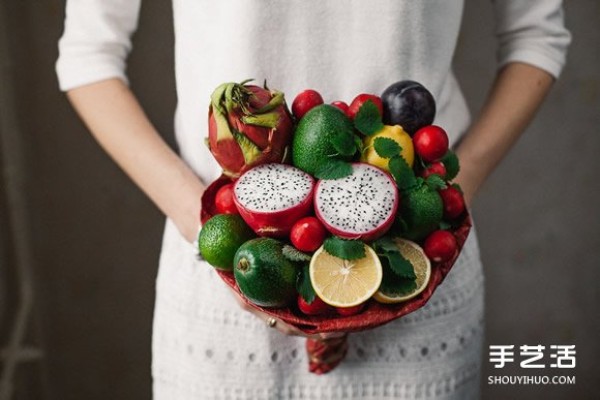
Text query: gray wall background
1 0 598 399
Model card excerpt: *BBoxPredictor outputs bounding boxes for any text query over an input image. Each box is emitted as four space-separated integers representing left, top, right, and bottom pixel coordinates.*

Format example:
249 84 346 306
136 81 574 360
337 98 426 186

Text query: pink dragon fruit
208 80 294 178
314 163 399 242
233 163 315 237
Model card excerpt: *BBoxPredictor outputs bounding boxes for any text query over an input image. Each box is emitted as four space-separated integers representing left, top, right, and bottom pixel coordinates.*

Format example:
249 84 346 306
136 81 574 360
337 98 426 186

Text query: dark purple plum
381 80 436 135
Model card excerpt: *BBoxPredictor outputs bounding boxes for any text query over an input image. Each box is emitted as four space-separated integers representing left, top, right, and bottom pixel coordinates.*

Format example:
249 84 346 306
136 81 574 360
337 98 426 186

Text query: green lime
397 184 443 241
233 238 298 308
198 214 255 270
292 104 355 175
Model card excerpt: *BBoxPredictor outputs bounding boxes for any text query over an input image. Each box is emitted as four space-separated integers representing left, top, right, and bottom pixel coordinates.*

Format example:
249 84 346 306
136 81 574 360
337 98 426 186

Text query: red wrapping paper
201 175 472 372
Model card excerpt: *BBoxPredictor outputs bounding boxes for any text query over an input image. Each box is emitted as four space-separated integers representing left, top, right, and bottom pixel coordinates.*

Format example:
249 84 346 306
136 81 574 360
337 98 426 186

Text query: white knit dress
56 1 570 398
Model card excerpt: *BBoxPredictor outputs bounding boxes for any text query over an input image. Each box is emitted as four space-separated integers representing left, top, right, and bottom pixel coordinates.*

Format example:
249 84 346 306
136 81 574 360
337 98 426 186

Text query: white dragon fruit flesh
314 163 399 241
233 163 315 237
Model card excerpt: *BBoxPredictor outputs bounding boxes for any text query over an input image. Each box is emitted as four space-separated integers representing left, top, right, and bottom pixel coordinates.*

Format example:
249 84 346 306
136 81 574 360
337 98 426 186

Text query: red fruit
233 164 315 237
298 295 332 316
347 94 384 120
421 162 447 179
292 90 324 119
290 217 328 252
331 101 350 115
423 230 458 263
439 186 465 219
336 303 366 316
215 183 238 214
413 125 449 162
208 81 294 178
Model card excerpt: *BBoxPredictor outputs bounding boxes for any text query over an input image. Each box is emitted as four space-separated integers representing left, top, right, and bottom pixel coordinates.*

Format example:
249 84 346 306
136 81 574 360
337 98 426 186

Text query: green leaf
330 129 357 156
385 252 416 279
439 221 452 230
379 267 418 297
425 174 447 191
442 151 460 181
297 264 316 303
374 137 402 159
354 100 384 136
373 237 416 279
323 237 366 260
314 160 353 180
388 156 417 190
354 135 364 155
282 245 312 262
451 182 464 194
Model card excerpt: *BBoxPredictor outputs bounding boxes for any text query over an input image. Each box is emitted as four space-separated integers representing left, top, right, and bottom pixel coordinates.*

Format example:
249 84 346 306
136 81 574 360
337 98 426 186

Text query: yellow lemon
373 238 431 304
309 244 382 308
361 125 414 171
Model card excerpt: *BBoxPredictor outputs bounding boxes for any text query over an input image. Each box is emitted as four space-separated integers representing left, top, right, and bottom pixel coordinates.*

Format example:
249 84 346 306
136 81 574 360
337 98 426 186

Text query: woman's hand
225 286 344 340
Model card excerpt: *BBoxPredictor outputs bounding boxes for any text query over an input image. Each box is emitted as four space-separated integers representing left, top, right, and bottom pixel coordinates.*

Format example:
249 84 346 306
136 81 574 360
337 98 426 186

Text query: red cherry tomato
215 183 238 214
290 217 327 252
439 186 465 219
421 162 447 179
292 90 324 119
423 230 458 263
336 303 366 316
347 94 383 120
331 101 350 116
413 125 449 162
298 295 332 316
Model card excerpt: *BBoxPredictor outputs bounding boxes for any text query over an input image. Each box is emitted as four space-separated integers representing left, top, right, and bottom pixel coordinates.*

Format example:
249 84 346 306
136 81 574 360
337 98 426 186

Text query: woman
56 0 570 398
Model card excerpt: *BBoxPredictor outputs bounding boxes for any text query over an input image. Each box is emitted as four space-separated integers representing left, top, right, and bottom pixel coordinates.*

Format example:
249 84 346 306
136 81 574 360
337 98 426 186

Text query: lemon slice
373 238 431 304
309 244 382 308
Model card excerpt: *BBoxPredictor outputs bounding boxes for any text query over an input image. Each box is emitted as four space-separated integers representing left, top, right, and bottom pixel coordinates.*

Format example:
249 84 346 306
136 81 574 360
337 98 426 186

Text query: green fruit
398 184 443 241
292 104 355 175
198 214 255 270
233 238 298 308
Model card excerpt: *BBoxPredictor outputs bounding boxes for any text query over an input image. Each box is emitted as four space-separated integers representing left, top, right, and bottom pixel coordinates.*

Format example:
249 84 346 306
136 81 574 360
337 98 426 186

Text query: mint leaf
323 237 366 260
314 160 353 180
385 252 416 279
354 135 364 155
442 151 460 181
379 266 418 297
374 137 402 159
282 245 312 262
297 264 316 303
373 237 416 279
330 130 357 157
439 221 452 230
389 156 417 190
425 174 447 191
354 100 384 136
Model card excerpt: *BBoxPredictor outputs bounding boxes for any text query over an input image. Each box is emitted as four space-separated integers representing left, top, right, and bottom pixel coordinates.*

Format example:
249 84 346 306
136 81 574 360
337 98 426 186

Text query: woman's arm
454 62 555 206
67 78 204 242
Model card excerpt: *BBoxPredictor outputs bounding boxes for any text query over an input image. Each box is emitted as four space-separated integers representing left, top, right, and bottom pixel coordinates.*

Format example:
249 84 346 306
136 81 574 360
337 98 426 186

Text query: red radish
298 295 332 316
439 186 465 219
314 163 399 241
423 230 457 263
331 101 350 116
290 217 328 252
233 164 315 237
214 183 238 214
421 162 447 179
413 125 449 162
347 94 384 120
336 303 365 316
292 90 324 119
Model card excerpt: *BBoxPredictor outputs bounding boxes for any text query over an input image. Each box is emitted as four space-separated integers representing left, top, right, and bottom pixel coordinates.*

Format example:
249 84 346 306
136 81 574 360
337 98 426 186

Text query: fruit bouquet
198 80 471 374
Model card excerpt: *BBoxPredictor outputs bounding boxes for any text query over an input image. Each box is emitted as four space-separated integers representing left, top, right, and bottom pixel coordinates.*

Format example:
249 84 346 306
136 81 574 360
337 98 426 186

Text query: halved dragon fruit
233 164 315 237
314 163 399 241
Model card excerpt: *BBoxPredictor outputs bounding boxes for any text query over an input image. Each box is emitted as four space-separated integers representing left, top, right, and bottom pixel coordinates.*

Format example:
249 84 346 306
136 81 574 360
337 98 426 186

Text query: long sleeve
493 0 571 78
56 0 142 91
